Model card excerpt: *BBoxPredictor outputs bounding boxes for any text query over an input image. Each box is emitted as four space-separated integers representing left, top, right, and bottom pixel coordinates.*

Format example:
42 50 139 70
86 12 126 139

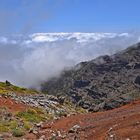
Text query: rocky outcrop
41 42 140 111
0 93 79 116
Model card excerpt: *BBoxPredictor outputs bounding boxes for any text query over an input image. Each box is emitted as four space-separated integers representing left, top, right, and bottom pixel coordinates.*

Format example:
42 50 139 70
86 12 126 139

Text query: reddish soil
1 96 140 140
34 100 140 140
0 96 29 113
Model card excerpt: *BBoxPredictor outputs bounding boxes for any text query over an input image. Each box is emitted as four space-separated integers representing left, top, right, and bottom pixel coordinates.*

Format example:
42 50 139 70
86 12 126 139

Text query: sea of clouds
0 32 139 88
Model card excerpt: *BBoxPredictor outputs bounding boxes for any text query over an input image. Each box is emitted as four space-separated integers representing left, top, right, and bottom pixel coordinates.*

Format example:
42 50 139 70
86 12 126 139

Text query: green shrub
9 121 18 129
23 121 31 130
12 128 24 137
16 108 46 123
0 125 9 132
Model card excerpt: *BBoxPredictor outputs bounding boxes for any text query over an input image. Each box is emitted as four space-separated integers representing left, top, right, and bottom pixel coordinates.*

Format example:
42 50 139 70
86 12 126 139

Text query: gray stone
68 125 81 133
36 122 43 127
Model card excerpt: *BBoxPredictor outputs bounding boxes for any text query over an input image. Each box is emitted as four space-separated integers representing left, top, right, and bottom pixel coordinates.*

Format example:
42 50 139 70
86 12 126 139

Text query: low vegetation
0 107 51 138
12 128 25 137
0 81 38 95
16 108 48 123
0 80 86 139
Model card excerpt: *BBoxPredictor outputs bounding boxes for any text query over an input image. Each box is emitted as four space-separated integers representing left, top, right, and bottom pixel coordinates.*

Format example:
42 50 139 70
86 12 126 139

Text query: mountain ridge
41 42 140 111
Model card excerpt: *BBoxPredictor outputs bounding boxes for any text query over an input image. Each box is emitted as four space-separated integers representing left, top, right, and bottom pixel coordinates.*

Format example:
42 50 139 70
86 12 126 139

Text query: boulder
74 80 90 88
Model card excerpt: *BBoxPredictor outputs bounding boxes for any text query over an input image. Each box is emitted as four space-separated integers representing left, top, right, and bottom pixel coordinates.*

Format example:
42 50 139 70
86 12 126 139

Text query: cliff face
41 43 140 111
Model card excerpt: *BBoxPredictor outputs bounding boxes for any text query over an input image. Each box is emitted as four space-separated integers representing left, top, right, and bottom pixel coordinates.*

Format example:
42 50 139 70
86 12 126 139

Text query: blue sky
0 0 139 34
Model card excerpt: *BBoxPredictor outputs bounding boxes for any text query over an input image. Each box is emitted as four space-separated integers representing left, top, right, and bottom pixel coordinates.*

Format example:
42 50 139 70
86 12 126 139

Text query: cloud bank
0 32 139 88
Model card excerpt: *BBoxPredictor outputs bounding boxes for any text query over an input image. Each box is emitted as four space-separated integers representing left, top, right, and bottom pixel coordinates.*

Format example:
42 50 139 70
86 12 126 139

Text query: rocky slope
0 93 83 117
1 88 140 140
0 82 85 140
2 92 140 140
41 42 140 111
26 99 140 140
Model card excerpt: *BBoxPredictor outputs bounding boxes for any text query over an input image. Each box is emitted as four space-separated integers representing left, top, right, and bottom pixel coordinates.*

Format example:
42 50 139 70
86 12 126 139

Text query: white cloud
30 32 119 43
0 37 8 44
0 32 139 88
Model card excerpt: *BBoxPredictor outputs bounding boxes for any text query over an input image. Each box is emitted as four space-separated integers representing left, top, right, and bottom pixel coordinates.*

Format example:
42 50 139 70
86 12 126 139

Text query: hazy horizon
0 32 139 88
